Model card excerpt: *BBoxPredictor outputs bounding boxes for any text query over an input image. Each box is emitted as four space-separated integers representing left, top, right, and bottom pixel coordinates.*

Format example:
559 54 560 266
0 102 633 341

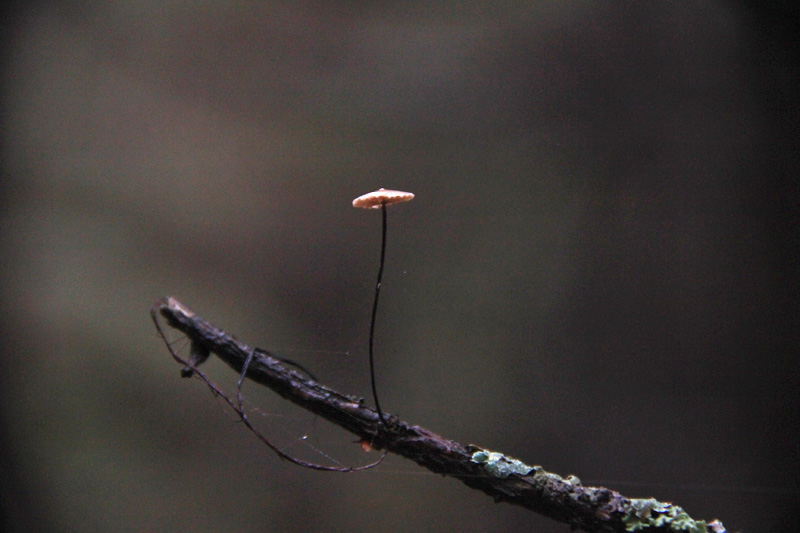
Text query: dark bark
151 296 726 533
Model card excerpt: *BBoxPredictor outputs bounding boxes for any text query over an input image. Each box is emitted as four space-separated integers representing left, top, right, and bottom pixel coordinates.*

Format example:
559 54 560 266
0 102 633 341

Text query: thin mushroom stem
368 202 388 425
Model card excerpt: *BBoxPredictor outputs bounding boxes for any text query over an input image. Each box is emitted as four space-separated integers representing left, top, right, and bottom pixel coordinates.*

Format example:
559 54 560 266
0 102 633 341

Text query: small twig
153 302 384 473
152 297 727 533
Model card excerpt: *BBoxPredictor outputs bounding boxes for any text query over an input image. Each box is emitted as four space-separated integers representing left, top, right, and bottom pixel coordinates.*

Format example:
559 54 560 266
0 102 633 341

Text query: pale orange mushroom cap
352 188 414 209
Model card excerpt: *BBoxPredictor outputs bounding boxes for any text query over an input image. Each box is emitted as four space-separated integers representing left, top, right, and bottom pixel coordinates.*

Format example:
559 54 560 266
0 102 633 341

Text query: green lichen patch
470 448 536 478
622 498 708 532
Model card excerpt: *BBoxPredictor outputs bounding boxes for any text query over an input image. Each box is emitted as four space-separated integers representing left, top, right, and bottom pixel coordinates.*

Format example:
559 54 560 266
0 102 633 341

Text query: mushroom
352 188 414 209
352 188 414 426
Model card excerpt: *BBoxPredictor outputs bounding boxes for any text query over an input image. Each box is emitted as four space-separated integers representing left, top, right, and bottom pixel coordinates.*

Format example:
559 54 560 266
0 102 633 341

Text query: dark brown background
1 2 797 532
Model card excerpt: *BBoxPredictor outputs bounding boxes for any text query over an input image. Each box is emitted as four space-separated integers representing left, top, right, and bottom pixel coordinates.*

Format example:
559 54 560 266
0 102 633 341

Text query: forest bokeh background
1 2 797 532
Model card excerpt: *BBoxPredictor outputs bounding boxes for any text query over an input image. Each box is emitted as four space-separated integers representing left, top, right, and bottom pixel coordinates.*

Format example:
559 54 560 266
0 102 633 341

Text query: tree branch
151 296 727 533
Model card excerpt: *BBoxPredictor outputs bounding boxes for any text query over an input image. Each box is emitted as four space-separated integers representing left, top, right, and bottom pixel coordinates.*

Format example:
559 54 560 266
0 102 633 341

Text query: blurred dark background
1 2 797 532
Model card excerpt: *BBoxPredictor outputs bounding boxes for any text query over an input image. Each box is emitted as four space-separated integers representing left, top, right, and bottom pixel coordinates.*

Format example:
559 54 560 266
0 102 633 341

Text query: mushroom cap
352 188 415 209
